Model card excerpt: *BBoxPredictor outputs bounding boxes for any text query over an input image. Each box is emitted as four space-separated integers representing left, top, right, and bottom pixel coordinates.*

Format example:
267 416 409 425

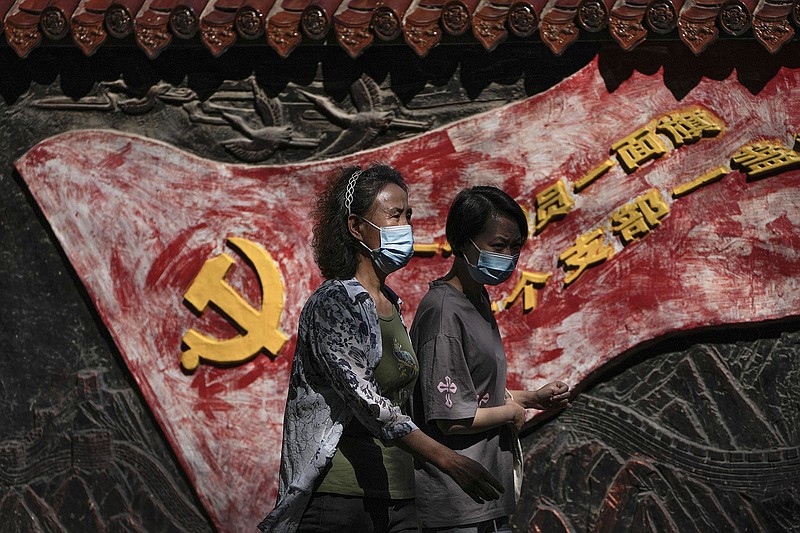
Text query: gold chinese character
181 237 289 372
610 127 668 173
574 159 616 193
671 166 729 198
501 270 551 313
534 180 574 233
730 141 800 179
610 189 670 245
559 228 615 286
656 108 723 148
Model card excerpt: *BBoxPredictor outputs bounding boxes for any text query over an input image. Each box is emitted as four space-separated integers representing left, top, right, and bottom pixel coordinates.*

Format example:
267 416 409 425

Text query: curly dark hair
445 185 528 257
312 163 408 279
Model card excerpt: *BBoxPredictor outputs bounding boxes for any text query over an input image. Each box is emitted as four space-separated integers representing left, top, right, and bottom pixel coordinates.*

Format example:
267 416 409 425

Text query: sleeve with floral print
306 288 417 442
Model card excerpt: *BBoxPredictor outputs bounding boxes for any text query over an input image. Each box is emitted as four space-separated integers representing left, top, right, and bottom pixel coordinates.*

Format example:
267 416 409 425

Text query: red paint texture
15 58 800 532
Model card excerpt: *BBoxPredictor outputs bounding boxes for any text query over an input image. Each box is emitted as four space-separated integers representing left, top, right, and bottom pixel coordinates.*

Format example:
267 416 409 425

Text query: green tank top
316 305 419 499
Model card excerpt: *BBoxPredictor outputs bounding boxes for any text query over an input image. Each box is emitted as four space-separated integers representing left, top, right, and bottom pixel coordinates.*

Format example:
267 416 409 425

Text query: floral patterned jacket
257 278 418 532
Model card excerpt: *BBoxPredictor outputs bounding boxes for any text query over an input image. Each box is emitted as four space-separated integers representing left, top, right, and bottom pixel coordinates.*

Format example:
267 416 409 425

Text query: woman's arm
434 400 526 435
393 429 505 504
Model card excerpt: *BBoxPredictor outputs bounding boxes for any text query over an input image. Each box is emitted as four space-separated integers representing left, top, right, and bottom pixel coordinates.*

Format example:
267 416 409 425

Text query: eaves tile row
2 0 798 59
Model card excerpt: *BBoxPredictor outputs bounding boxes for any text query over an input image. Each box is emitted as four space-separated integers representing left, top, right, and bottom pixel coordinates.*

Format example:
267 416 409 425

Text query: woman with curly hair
259 164 504 533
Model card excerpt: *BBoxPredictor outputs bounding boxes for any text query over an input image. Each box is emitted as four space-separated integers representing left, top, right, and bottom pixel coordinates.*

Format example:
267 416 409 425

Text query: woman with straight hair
259 166 504 533
410 185 571 533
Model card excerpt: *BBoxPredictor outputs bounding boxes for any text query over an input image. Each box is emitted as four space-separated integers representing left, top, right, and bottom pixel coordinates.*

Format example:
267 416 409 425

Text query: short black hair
445 186 528 257
312 163 407 279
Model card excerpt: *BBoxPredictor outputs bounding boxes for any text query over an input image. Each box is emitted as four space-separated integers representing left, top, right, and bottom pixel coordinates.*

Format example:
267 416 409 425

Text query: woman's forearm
435 403 523 435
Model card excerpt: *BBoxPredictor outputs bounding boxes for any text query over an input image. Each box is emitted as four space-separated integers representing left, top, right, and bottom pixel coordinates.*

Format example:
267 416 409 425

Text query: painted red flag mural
15 58 800 532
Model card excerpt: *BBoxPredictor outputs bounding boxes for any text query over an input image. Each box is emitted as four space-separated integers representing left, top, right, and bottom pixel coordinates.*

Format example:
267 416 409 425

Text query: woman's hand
530 381 571 410
510 382 572 411
439 451 505 504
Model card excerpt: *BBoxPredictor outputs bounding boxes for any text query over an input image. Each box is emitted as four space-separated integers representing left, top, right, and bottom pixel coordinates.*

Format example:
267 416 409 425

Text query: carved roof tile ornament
442 0 476 35
473 0 511 50
0 0 795 58
752 0 794 53
200 0 238 55
41 0 80 39
71 0 111 55
578 0 611 30
105 0 142 37
169 0 205 38
134 0 175 59
372 0 411 40
719 0 754 35
678 0 719 54
508 0 545 37
403 0 444 57
609 0 649 50
5 0 46 57
266 0 304 57
0 0 15 35
301 0 338 40
646 0 681 34
539 0 582 55
234 0 273 38
333 0 375 58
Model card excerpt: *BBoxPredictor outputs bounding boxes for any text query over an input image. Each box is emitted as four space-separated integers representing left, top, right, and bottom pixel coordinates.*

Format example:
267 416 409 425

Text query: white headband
344 169 363 214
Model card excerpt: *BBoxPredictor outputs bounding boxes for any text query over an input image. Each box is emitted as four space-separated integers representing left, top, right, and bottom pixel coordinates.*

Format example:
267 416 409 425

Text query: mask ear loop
344 169 363 214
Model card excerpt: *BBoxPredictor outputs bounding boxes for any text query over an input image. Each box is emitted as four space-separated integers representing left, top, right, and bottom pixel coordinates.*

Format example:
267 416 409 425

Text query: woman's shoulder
413 281 470 334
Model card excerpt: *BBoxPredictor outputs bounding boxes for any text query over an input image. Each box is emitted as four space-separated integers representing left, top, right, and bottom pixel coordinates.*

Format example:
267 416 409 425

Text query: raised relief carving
72 21 107 55
752 17 794 53
301 5 329 39
442 2 471 34
181 238 289 371
215 78 319 162
515 328 800 533
200 23 236 56
267 20 302 58
719 1 751 35
647 0 678 33
0 369 214 531
170 6 199 38
298 74 430 158
508 2 540 36
540 20 579 55
136 27 172 58
106 4 135 38
41 7 70 40
578 0 608 31
373 6 402 40
236 6 264 38
609 15 647 49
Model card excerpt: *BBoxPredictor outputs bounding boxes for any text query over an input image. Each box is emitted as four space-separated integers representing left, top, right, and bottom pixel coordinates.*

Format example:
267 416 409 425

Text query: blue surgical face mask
465 238 519 285
358 218 415 274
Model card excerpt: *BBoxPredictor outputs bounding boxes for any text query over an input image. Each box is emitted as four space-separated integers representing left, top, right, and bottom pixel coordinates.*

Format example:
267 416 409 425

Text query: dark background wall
1 40 798 531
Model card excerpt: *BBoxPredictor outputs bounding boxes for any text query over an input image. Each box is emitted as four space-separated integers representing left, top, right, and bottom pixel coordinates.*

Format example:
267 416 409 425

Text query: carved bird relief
298 75 430 158
33 80 198 115
219 78 319 163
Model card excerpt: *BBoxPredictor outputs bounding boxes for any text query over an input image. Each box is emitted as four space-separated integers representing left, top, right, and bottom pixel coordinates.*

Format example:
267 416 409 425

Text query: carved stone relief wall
2 40 799 532
516 323 800 532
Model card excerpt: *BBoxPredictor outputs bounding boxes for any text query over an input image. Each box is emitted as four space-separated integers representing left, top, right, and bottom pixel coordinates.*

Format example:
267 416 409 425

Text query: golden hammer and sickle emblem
180 237 288 371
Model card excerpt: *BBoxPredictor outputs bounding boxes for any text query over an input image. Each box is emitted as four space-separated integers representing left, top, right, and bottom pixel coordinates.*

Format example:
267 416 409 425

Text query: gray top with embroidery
258 278 418 533
410 280 516 528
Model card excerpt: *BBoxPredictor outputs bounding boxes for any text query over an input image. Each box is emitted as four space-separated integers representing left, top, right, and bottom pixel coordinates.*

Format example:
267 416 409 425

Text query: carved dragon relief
30 73 441 163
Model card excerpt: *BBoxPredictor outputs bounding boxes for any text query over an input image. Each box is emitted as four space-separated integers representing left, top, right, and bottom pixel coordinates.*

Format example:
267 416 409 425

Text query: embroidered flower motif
437 376 458 408
477 391 490 406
